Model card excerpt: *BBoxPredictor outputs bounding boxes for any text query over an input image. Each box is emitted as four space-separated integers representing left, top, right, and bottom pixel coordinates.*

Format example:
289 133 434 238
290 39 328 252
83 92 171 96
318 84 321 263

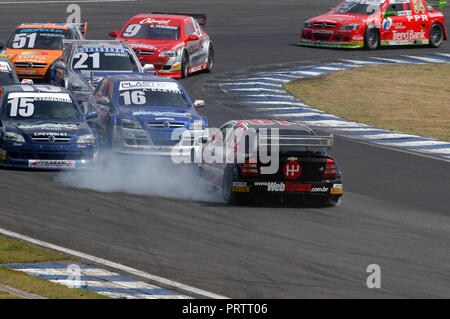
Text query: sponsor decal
283 161 302 180
382 17 393 31
0 148 6 160
28 160 75 168
18 123 78 130
0 62 11 72
331 183 343 194
406 15 429 23
392 29 426 41
33 132 68 137
132 111 192 118
140 18 171 25
261 182 329 193
232 182 250 192
119 81 181 93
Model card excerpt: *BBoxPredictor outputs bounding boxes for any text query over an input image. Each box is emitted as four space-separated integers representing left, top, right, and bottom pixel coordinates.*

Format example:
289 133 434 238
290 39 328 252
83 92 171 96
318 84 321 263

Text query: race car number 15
8 97 34 117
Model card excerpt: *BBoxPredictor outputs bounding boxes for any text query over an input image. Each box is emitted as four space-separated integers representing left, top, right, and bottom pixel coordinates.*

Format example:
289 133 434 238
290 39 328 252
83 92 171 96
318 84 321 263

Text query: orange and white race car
0 23 86 82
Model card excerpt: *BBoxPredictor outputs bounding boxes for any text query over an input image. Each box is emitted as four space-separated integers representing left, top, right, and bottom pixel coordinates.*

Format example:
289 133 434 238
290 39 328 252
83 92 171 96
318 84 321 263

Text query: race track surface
0 0 449 298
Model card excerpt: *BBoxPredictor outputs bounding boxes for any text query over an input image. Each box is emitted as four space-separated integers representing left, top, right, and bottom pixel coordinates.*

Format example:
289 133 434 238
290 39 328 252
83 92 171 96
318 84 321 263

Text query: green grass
283 64 450 141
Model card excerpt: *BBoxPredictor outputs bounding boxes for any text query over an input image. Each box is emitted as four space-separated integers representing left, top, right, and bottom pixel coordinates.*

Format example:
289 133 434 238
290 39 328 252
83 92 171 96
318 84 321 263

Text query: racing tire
222 164 239 204
323 196 340 207
181 51 189 78
364 27 379 50
205 44 214 73
429 23 444 48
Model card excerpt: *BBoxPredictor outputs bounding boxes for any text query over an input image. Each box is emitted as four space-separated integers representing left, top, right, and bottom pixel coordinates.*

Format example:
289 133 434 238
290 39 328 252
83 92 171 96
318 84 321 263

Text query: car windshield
0 70 16 86
332 1 382 15
5 93 81 119
118 81 190 107
121 24 180 40
8 29 68 50
72 50 139 72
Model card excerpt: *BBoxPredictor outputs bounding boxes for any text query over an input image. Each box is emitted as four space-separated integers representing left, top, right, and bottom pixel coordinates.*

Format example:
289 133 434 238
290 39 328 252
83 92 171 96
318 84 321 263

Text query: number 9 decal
123 24 141 37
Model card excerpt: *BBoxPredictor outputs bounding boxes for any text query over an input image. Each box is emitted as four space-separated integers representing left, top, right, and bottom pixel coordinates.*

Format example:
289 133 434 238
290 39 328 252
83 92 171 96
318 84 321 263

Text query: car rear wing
152 12 207 25
430 0 447 9
257 135 334 148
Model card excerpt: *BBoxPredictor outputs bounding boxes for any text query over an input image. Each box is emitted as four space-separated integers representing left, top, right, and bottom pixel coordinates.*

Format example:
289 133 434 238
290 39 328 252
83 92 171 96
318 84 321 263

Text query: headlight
120 119 142 129
159 48 182 58
304 21 312 28
77 134 95 144
3 132 25 143
340 23 360 30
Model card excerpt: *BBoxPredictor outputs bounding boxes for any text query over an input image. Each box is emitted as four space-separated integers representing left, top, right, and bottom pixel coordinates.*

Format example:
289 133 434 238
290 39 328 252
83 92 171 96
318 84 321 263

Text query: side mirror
383 10 397 18
143 64 155 72
193 100 206 108
21 79 34 85
186 34 200 42
54 61 67 71
109 31 118 38
86 111 98 120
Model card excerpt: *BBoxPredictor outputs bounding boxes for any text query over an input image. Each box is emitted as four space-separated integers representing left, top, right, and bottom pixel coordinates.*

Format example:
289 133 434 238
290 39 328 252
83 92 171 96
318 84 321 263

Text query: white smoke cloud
56 153 222 203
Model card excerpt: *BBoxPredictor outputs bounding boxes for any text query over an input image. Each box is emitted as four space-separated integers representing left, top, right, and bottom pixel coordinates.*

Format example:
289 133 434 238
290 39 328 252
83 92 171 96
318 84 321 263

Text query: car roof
128 14 188 25
68 40 129 52
2 85 70 94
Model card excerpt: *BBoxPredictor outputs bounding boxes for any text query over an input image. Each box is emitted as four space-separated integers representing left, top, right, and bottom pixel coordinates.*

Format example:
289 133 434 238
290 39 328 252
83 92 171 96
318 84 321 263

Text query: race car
197 119 343 206
84 74 208 156
0 85 98 169
0 23 87 81
50 40 155 104
299 0 448 49
0 57 20 88
108 13 214 78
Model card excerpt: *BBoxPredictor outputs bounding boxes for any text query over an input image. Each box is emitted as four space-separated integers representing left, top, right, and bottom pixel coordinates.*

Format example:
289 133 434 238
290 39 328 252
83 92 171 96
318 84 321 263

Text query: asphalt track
0 0 449 298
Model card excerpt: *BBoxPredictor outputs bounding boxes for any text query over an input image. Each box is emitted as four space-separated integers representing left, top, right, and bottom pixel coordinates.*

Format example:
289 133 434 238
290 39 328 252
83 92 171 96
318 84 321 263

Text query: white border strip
0 227 228 299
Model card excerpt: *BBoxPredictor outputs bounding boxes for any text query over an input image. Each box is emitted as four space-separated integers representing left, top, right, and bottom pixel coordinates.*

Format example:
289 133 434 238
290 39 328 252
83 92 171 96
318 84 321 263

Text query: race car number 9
123 24 141 37
8 97 34 117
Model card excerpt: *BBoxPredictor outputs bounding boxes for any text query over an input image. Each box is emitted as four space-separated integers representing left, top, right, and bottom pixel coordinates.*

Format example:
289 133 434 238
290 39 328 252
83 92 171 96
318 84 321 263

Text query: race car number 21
8 97 34 117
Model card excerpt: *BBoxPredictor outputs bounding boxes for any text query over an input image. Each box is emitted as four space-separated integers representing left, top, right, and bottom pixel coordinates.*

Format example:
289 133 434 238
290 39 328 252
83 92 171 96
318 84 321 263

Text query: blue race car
85 74 208 156
0 84 98 169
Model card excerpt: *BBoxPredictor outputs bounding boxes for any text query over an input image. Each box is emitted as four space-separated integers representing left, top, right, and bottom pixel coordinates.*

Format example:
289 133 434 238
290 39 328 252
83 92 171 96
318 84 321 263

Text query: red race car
299 0 448 49
109 12 214 78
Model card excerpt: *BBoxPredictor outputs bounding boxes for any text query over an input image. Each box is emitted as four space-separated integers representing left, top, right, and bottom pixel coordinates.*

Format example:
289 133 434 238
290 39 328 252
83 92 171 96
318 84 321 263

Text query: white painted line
435 53 450 58
411 148 450 155
275 112 337 118
403 55 445 63
314 66 348 71
221 81 282 87
242 77 290 83
283 70 323 76
0 227 228 299
356 133 417 140
245 100 306 106
369 57 413 64
225 87 285 93
376 140 449 147
253 106 311 111
341 59 379 65
298 120 364 127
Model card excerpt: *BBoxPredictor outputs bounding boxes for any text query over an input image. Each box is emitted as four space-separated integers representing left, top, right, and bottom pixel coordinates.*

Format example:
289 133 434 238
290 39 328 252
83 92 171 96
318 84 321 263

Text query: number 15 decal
8 97 34 117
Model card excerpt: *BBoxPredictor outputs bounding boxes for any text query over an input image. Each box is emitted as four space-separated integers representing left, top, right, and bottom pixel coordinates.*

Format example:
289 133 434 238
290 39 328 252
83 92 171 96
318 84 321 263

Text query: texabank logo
382 17 393 31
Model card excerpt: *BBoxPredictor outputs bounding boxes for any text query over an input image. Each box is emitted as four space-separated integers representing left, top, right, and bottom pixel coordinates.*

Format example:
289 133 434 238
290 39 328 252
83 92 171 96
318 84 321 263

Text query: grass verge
283 64 450 141
0 234 109 299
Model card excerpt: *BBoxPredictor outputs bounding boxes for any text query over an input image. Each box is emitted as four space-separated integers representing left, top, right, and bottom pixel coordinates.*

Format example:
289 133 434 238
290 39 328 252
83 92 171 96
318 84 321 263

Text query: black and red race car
299 0 448 49
197 119 343 206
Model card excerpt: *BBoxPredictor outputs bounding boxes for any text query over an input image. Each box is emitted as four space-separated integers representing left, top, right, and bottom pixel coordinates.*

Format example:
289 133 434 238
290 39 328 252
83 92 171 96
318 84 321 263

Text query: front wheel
364 27 379 50
181 51 189 78
222 164 239 204
429 23 444 48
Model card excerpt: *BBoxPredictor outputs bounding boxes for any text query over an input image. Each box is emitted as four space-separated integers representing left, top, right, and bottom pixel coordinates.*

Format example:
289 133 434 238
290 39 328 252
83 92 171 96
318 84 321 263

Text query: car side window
192 18 201 36
185 21 194 37
386 1 406 12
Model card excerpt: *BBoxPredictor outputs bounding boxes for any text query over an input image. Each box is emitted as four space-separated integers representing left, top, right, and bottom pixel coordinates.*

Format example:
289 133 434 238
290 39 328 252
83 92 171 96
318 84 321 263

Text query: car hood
6 49 62 65
7 121 91 138
120 107 203 129
308 12 370 26
122 39 182 52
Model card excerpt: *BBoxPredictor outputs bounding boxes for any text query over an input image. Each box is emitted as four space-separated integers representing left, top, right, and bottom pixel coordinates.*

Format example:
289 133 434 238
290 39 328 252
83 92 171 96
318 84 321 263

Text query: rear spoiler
258 135 334 148
430 0 447 9
62 39 124 48
151 12 207 25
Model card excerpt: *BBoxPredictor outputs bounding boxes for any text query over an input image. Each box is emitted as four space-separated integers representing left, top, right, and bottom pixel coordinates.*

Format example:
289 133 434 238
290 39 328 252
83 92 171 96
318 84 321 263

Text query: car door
380 0 413 44
183 18 202 68
407 0 432 44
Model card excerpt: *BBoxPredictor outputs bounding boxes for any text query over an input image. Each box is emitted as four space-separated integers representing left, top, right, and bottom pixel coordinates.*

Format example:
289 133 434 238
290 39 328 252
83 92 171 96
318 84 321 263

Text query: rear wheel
205 44 214 73
429 23 444 48
222 164 239 204
181 51 189 78
364 27 379 50
323 196 340 207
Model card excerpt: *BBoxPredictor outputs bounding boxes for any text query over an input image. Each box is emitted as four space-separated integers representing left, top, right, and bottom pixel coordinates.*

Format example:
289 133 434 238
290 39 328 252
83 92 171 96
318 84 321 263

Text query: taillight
242 158 259 176
323 158 337 179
